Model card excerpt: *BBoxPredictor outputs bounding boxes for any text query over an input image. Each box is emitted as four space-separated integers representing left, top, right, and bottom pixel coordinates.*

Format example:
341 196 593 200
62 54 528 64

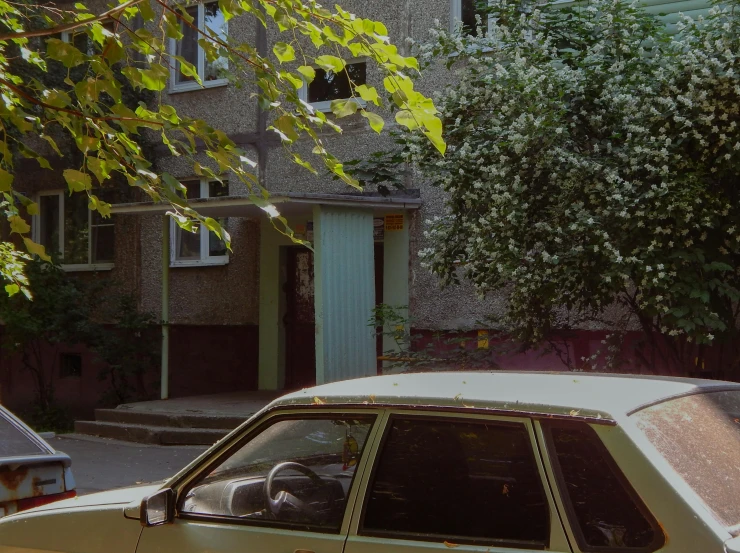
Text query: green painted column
382 212 410 370
313 205 376 384
258 219 285 391
161 215 170 400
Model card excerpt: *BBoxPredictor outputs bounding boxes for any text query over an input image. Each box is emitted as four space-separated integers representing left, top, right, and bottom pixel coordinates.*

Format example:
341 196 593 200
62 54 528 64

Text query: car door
344 411 574 553
136 408 384 553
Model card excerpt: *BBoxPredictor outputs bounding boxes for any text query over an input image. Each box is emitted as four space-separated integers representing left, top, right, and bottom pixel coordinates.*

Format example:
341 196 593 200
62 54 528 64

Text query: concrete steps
73 392 278 446
74 409 247 446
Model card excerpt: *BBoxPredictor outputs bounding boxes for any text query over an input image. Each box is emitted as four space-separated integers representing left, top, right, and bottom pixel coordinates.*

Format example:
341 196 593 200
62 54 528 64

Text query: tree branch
0 0 145 41
0 78 164 127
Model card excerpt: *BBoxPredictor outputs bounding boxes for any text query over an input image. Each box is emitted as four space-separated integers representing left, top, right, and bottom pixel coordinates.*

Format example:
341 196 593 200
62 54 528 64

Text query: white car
0 372 739 553
0 405 76 517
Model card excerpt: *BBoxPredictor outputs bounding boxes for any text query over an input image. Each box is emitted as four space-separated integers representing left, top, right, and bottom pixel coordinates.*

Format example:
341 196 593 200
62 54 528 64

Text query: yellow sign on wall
385 214 404 231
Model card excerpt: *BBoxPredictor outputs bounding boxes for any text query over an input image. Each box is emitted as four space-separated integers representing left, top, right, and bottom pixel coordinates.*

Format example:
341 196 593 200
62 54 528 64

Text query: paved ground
49 434 208 495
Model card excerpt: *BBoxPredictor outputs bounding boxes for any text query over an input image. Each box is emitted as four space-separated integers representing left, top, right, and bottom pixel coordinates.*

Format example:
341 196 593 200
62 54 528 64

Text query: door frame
282 245 316 390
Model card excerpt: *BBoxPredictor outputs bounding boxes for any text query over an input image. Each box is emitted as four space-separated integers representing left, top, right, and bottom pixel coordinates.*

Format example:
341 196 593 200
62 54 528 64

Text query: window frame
169 178 229 268
450 0 496 36
32 189 115 271
357 412 553 550
168 1 229 94
541 420 666 553
174 408 383 534
298 58 368 113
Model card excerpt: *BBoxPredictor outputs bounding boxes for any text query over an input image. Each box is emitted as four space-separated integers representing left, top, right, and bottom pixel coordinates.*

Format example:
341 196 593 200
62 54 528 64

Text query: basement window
60 353 82 378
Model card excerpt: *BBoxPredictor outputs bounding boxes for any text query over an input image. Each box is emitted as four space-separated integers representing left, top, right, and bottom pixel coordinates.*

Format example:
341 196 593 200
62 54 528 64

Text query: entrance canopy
110 191 422 217
110 191 420 399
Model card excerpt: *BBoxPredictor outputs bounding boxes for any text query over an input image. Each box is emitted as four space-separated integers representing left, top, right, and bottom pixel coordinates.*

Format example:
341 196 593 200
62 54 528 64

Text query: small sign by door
385 214 404 231
373 218 385 241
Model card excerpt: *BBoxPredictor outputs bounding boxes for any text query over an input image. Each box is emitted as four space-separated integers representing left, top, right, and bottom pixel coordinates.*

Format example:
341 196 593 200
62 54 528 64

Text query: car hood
9 483 161 516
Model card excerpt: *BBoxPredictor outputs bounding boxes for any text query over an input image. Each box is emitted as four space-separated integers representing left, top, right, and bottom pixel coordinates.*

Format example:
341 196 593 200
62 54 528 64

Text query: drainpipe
161 215 170 400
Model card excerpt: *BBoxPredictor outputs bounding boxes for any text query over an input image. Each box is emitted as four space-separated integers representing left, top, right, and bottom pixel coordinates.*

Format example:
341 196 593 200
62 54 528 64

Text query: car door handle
295 550 315 553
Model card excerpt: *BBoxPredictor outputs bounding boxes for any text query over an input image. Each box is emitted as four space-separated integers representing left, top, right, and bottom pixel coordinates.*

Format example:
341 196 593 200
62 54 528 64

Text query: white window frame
298 58 368 113
168 1 229 94
32 190 115 272
450 0 496 35
170 178 229 268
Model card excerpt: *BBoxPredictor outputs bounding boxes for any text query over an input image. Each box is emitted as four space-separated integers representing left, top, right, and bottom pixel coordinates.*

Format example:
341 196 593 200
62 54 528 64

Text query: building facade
0 0 712 416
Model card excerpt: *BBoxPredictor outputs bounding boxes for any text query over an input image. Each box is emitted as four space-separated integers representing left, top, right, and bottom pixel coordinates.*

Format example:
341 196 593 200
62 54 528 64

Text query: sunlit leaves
0 168 12 192
361 110 384 133
297 65 316 82
8 215 30 234
45 38 85 68
63 169 92 193
0 0 445 298
354 84 379 105
314 55 345 73
273 42 296 63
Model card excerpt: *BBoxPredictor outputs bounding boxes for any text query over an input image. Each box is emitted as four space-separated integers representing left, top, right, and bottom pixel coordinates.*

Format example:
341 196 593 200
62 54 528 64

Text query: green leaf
8 215 30 234
297 65 316 83
315 55 345 73
273 42 296 63
88 195 111 217
25 202 39 216
362 111 384 133
331 99 359 118
395 110 419 130
140 64 170 91
23 237 51 262
173 56 201 84
374 21 389 37
63 169 92 192
0 167 13 192
4 284 19 297
355 84 380 106
46 38 85 68
272 115 299 143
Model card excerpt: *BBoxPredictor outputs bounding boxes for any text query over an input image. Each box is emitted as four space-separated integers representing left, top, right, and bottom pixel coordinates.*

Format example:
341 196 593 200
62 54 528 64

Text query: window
59 353 82 378
179 415 375 531
451 0 493 36
632 390 740 531
170 2 228 92
299 60 367 113
171 179 229 266
361 416 549 547
544 422 664 552
34 191 115 269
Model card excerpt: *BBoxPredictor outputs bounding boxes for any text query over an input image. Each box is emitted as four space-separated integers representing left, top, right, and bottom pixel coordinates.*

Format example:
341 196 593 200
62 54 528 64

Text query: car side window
361 416 549 547
179 415 375 532
544 422 665 552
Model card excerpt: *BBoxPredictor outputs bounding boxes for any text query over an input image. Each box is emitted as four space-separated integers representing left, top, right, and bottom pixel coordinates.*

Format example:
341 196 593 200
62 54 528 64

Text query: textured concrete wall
145 0 503 331
138 212 260 325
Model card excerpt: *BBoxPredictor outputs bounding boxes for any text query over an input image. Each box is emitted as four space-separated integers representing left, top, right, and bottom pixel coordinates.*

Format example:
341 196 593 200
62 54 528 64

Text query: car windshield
0 409 47 457
631 389 740 533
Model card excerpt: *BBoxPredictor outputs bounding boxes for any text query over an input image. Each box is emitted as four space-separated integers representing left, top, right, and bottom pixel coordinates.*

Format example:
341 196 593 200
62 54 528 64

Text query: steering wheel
264 462 323 521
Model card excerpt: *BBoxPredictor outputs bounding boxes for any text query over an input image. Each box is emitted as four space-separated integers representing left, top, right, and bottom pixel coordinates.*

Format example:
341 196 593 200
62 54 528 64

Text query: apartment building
1 0 710 416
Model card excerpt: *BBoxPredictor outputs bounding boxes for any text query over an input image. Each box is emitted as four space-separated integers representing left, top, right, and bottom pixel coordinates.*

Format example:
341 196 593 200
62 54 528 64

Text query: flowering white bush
410 0 740 368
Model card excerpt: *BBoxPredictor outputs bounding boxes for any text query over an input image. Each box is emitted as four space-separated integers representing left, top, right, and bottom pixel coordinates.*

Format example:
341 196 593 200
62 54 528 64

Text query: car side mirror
140 488 175 527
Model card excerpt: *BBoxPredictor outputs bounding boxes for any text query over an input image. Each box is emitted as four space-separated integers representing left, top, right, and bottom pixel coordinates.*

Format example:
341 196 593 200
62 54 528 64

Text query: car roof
273 371 740 422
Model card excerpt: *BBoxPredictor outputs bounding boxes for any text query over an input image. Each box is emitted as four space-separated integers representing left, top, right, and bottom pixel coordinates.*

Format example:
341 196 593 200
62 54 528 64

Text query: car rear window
631 389 740 532
0 410 46 457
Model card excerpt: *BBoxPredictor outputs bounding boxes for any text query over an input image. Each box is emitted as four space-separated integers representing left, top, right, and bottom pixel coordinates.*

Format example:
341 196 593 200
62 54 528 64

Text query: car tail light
16 490 77 512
